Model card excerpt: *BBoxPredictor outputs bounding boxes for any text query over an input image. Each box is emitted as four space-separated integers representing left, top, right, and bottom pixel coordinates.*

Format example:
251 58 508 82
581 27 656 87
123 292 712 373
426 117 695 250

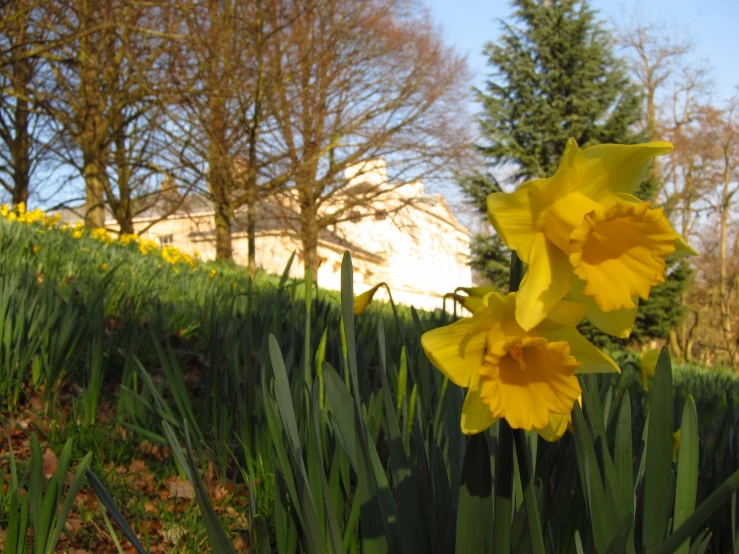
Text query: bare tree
165 0 292 263
267 0 471 274
697 103 739 369
38 0 179 231
0 0 55 206
617 22 709 195
618 23 691 136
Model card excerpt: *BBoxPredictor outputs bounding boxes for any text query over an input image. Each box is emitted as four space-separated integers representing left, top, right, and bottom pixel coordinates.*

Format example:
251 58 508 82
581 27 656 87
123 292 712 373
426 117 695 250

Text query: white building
64 161 472 311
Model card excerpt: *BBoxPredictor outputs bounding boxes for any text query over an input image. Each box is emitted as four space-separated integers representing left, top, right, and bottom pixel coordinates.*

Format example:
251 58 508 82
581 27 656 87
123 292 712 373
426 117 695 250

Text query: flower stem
493 250 525 552
493 419 514 554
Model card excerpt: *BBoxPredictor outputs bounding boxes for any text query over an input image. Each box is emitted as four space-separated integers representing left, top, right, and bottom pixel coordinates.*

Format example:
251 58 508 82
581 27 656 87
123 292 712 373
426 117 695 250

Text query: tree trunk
246 185 257 274
11 68 31 207
719 146 737 371
213 203 232 260
83 156 106 228
300 206 320 276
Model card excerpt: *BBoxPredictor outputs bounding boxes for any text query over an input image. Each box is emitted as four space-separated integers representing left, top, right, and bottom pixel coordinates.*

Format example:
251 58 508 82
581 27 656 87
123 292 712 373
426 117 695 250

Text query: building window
158 234 173 246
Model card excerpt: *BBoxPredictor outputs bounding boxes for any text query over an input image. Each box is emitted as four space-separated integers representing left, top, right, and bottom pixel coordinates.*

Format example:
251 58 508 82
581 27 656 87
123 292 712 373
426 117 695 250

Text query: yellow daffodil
118 233 138 246
354 283 386 315
193 250 200 258
72 230 83 239
487 139 695 337
138 238 158 255
209 269 217 279
100 263 108 271
639 348 660 391
672 428 681 463
422 291 618 438
454 286 497 313
32 245 40 254
91 228 114 243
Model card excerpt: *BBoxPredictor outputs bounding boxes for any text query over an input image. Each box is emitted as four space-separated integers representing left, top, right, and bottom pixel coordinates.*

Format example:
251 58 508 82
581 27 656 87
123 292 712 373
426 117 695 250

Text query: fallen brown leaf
166 477 195 499
42 448 58 478
64 517 82 535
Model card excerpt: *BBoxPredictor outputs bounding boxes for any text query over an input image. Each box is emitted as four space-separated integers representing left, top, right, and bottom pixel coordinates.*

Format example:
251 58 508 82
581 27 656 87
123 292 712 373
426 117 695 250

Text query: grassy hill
1 208 738 553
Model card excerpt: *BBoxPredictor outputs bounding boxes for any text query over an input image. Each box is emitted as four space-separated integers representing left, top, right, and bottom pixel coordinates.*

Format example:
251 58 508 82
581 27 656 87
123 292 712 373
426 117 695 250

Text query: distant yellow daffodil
209 269 217 279
32 245 40 254
91 228 114 243
421 291 618 438
118 233 138 246
672 428 681 463
100 263 109 271
639 348 660 391
72 230 83 239
354 283 386 315
487 139 695 337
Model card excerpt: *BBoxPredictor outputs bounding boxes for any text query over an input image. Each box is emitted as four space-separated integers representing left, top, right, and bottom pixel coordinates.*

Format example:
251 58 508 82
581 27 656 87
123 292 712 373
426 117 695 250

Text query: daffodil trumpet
487 138 695 338
421 290 618 441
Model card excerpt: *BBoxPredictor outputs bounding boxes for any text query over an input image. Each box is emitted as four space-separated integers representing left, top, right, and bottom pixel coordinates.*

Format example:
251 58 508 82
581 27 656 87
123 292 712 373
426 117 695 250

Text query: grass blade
86 470 148 554
644 348 674 553
672 395 700 554
456 433 493 554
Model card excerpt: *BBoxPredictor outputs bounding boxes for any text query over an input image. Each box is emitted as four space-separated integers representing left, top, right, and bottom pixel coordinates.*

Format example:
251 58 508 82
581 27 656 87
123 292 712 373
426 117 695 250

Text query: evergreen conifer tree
462 0 689 344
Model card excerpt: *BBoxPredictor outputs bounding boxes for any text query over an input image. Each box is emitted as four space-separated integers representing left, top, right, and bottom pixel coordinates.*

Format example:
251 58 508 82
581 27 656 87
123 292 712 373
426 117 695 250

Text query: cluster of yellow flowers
0 202 201 270
160 245 197 269
0 202 61 227
426 139 695 441
137 237 158 256
118 233 139 246
91 227 114 243
357 139 695 443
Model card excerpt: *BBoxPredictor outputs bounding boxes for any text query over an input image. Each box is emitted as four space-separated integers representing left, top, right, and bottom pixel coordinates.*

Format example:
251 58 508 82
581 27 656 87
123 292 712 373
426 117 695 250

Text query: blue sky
425 0 739 104
422 0 739 222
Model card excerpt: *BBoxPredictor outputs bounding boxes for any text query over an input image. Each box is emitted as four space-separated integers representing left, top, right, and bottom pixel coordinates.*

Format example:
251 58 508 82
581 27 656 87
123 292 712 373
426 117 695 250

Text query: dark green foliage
469 234 510 291
1 219 737 553
633 259 692 341
461 0 650 294
477 0 644 182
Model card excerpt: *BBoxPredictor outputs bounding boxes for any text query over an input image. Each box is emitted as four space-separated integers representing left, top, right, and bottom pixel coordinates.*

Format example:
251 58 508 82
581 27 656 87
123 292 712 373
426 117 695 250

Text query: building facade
65 163 473 311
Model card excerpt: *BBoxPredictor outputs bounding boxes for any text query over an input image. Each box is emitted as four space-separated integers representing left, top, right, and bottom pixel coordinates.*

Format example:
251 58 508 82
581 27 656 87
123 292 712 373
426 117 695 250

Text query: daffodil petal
487 185 546 263
612 193 696 259
567 279 637 338
578 142 673 201
515 234 572 331
536 412 571 442
480 336 582 430
421 318 486 387
673 235 698 258
456 286 498 313
569 201 677 312
461 374 496 435
539 326 620 374
529 138 583 203
354 283 383 315
544 299 587 328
